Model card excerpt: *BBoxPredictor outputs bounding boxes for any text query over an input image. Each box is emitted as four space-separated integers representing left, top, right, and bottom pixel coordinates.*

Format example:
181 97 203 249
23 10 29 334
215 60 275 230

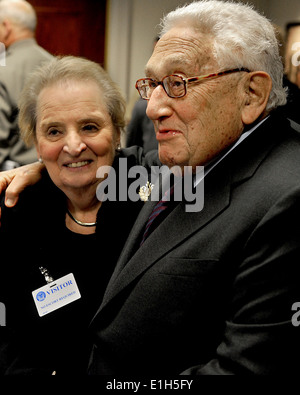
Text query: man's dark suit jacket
88 112 300 375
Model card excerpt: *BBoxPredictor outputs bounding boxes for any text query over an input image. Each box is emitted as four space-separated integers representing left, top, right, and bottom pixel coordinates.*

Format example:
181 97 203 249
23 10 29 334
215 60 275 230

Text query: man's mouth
157 129 182 139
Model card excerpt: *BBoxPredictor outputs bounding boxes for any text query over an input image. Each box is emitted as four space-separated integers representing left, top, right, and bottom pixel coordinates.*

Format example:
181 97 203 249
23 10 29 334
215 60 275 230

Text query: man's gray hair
0 0 37 32
159 0 287 111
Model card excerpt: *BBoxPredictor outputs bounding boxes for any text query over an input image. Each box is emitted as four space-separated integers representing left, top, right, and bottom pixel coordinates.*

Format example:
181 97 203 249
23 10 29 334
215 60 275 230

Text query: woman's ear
115 128 121 151
241 71 272 125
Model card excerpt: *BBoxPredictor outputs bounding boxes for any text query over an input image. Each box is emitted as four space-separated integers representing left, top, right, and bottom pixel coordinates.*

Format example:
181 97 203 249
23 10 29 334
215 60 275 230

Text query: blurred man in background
0 0 53 171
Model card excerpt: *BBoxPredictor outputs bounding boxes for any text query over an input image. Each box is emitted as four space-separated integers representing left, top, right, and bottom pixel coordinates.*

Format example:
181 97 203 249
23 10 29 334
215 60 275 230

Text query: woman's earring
116 143 121 152
38 157 44 163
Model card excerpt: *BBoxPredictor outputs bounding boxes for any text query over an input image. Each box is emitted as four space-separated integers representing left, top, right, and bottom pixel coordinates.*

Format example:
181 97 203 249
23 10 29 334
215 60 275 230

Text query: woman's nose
63 131 87 156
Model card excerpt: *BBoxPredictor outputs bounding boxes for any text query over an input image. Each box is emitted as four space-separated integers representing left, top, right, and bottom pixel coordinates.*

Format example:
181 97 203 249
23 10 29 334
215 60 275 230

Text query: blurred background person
284 21 300 88
125 98 157 153
0 0 53 171
274 22 300 124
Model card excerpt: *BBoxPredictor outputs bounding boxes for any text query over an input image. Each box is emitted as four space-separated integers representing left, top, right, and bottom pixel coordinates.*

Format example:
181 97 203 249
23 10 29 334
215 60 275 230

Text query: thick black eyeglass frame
135 67 250 100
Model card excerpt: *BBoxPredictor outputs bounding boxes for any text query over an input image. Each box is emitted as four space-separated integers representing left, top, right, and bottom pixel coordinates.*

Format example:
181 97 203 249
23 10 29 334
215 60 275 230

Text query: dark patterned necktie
140 185 174 246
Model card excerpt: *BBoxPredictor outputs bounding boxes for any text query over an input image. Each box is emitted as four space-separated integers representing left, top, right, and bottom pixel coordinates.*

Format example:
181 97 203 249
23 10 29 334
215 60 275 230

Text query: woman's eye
47 128 60 137
83 124 99 132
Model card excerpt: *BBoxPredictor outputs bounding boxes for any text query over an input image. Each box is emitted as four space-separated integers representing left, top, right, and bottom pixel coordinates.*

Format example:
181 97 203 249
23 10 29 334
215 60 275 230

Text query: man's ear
241 71 272 125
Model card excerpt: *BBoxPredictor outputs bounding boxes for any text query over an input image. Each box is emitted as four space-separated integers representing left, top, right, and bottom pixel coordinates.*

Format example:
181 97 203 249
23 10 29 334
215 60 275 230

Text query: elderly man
0 0 53 171
1 1 300 375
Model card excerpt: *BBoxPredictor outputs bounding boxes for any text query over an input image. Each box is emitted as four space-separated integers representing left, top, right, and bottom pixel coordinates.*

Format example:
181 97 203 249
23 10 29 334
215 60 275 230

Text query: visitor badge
32 273 81 317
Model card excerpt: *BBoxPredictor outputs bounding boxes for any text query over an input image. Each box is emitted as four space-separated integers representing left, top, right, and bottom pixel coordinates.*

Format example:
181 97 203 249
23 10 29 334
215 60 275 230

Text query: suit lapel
103 166 171 283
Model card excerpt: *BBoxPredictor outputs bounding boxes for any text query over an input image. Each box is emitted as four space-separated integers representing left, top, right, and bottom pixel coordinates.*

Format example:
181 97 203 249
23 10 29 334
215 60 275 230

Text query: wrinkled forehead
145 27 216 77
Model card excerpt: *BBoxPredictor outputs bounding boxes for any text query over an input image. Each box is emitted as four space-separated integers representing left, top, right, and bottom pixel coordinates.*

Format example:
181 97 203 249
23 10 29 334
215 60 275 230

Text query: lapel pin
139 181 154 202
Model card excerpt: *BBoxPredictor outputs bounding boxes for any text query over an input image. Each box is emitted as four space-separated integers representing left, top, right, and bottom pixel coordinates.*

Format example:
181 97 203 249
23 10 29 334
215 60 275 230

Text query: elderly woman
0 56 149 375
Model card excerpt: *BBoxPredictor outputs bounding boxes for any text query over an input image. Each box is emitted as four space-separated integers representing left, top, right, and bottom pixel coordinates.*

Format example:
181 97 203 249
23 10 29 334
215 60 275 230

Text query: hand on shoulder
0 161 44 209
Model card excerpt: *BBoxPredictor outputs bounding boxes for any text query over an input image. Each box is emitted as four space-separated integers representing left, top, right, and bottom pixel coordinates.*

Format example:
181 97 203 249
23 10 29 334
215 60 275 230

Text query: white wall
105 0 300 107
128 0 197 108
265 0 300 28
106 0 195 114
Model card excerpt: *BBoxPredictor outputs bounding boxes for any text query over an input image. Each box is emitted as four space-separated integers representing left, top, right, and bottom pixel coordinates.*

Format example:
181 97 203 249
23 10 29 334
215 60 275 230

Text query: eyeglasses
135 68 250 100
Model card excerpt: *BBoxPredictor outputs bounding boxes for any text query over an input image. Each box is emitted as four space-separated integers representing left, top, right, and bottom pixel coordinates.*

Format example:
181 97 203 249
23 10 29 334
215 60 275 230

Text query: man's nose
63 130 87 156
146 85 173 121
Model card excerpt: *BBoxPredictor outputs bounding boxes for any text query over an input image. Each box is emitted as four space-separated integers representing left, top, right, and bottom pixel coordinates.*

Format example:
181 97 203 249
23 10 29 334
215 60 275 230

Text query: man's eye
169 79 184 88
173 80 184 87
149 80 158 88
